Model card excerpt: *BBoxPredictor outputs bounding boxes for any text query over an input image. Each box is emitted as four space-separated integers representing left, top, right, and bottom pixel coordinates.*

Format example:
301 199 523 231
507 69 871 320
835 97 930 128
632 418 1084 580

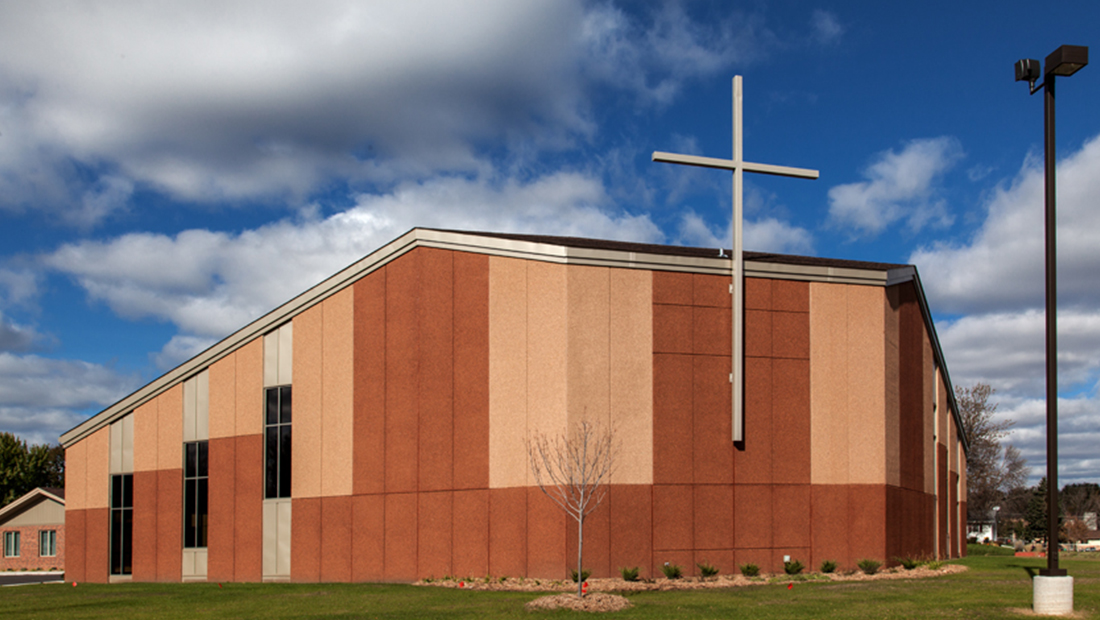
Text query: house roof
0 487 65 524
60 227 966 452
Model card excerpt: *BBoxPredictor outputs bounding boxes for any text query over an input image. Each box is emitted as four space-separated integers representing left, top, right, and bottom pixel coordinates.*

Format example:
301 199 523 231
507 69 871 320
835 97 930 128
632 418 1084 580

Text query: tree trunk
576 514 584 597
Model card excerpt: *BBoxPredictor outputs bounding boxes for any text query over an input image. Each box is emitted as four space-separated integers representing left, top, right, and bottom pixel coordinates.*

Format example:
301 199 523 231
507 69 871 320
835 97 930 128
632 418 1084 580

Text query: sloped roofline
60 228 966 452
0 487 65 524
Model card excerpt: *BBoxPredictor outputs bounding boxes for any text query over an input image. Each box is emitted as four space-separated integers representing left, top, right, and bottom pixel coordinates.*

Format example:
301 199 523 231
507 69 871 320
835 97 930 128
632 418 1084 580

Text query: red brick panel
207 437 235 582
291 497 321 582
351 494 384 582
773 484 811 549
417 491 453 578
608 485 653 579
132 470 158 581
526 488 565 578
156 469 182 582
320 496 352 582
938 443 948 557
85 507 110 583
452 489 489 578
234 434 263 582
653 304 693 354
488 487 526 578
384 492 418 581
692 274 730 308
65 509 86 582
693 356 732 484
653 354 693 485
653 271 692 305
950 472 959 558
745 310 772 357
353 270 387 496
419 249 454 492
810 485 849 569
771 280 808 313
959 500 967 558
771 311 809 359
652 485 692 551
849 485 886 564
885 485 903 563
734 485 772 549
898 284 925 493
745 277 771 311
692 306 730 356
566 495 610 578
693 484 733 550
453 252 490 491
385 253 421 494
772 358 810 485
736 357 772 484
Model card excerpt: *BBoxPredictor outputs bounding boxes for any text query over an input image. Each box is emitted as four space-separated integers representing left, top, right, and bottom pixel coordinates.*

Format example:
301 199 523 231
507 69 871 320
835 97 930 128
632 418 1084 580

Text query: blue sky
1 1 1098 485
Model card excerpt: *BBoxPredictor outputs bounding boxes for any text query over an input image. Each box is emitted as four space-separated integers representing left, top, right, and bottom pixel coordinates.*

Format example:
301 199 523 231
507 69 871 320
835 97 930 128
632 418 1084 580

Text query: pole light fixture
1014 44 1088 585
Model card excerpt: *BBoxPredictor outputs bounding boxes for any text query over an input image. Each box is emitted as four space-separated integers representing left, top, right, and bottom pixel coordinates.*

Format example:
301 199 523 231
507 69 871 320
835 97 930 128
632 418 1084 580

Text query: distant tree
956 383 1028 520
527 421 616 597
1061 483 1100 519
0 432 65 506
1063 518 1091 550
1024 477 1065 544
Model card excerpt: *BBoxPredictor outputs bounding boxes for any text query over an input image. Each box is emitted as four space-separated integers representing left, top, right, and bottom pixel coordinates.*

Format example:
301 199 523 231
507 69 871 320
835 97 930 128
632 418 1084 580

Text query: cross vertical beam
653 76 818 442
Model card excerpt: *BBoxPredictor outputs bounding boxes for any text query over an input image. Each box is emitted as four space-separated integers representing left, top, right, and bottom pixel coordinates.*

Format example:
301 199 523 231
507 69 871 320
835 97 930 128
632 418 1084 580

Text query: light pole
1015 44 1088 616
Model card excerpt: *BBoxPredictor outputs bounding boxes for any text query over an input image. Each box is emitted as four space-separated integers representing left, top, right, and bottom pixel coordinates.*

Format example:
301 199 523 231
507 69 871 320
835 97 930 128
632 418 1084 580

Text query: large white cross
653 76 818 442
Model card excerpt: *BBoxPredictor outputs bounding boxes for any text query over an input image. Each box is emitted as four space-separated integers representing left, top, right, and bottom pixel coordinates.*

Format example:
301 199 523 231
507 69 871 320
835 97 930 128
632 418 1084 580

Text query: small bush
927 560 945 570
896 556 920 570
857 559 881 575
620 566 640 582
740 563 760 577
783 559 804 575
570 568 591 583
697 562 719 578
660 563 683 579
820 560 838 573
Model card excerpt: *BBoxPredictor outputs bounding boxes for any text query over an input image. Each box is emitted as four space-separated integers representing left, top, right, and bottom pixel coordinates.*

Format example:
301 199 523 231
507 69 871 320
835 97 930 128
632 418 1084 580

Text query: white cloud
673 210 813 255
828 137 962 236
0 1 775 227
810 10 844 45
917 134 1100 485
913 135 1100 315
0 352 140 445
46 170 662 365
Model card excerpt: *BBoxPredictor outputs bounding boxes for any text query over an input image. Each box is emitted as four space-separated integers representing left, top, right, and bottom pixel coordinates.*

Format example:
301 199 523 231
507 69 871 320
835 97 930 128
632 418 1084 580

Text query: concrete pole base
1033 575 1073 615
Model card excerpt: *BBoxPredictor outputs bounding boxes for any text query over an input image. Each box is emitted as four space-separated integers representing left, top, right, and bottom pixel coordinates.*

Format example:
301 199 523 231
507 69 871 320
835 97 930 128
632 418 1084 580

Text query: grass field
2 555 1097 619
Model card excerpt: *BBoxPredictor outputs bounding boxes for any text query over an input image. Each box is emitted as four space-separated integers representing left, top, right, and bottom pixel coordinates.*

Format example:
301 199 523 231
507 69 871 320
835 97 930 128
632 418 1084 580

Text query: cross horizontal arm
652 151 819 180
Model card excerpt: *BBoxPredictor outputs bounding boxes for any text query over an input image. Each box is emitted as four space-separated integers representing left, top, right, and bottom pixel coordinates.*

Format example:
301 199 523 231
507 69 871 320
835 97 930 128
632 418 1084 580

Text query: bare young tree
527 420 615 597
956 383 1028 520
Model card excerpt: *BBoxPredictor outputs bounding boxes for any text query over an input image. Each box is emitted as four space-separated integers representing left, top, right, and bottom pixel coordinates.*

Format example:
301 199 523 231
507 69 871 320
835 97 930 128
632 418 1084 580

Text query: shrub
820 560 838 574
740 563 760 577
783 559 804 575
660 563 683 579
896 556 920 570
927 560 945 570
570 568 591 583
857 559 881 575
620 566 640 582
697 562 719 578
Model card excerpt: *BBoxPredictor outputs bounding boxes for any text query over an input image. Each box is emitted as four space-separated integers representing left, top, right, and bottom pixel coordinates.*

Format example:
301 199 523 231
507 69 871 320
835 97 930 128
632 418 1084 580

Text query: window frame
39 529 56 557
264 385 292 500
110 473 133 576
3 531 19 558
183 440 209 549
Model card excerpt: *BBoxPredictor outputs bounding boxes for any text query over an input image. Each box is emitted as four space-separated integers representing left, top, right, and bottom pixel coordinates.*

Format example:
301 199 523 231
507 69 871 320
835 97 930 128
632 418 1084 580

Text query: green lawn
2 555 1097 619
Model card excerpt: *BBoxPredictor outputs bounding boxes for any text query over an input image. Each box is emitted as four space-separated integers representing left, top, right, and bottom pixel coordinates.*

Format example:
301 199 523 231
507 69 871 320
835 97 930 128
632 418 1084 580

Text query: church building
60 228 968 583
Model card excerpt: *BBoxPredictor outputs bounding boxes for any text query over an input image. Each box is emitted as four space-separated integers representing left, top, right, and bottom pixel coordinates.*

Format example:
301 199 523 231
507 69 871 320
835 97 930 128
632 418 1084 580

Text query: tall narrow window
110 473 133 575
264 386 292 499
183 441 209 548
39 530 56 557
3 531 18 557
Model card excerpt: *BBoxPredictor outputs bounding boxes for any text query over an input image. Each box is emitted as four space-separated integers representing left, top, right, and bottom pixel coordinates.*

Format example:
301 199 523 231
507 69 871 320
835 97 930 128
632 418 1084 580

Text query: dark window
183 441 209 548
3 531 18 557
39 530 56 557
264 386 292 499
110 473 133 575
